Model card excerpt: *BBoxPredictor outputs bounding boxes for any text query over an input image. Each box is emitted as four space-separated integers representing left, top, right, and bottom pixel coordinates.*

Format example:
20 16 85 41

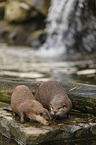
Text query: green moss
0 91 11 103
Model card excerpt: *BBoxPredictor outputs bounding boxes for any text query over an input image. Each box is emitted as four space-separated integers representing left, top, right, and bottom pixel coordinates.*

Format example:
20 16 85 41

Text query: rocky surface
0 20 46 46
0 2 5 19
25 0 51 16
27 29 46 48
0 0 50 46
0 78 96 115
4 1 28 22
4 0 50 22
0 78 96 144
0 102 96 144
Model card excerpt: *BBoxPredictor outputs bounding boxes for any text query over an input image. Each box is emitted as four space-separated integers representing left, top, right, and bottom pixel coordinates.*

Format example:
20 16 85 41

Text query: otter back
11 85 34 113
11 85 51 125
35 81 72 118
35 81 69 109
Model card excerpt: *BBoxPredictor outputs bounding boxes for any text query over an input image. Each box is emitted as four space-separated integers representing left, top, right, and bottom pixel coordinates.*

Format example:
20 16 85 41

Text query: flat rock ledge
0 102 96 145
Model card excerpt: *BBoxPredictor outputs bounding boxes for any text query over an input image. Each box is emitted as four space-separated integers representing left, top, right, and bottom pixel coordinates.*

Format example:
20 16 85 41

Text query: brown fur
11 85 51 125
35 81 72 118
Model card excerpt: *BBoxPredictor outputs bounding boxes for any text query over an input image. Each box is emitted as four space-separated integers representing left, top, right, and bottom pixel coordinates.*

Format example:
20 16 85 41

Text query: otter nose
54 111 56 114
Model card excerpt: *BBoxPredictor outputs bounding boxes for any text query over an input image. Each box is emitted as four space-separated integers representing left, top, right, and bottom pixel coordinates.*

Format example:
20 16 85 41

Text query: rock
0 0 49 44
0 2 6 19
0 78 96 115
4 0 28 22
0 20 45 45
27 29 46 48
0 101 96 144
4 0 51 23
25 0 51 16
0 0 7 2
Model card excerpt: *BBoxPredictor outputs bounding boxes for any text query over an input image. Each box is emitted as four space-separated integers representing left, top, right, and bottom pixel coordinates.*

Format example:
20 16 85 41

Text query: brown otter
11 85 51 125
35 81 72 118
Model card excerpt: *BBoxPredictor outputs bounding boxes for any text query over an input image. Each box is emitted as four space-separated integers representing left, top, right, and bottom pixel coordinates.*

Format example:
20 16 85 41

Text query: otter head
28 100 51 126
49 96 68 118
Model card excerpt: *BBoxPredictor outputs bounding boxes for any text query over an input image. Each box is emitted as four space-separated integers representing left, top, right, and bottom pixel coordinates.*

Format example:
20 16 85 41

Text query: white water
39 0 85 57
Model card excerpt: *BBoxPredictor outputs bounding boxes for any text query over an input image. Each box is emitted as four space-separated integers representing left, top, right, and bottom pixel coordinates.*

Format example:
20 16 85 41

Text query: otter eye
51 106 54 110
58 107 61 110
63 104 66 108
40 113 43 116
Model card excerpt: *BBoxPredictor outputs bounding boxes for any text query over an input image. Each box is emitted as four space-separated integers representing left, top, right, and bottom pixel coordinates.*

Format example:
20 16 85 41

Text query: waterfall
45 0 77 52
39 0 96 57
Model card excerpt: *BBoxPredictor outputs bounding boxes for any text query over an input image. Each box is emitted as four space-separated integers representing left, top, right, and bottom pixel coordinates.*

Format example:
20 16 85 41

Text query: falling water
39 0 96 57
39 0 84 56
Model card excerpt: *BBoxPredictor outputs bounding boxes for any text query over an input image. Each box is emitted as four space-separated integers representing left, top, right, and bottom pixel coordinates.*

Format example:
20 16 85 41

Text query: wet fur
11 85 51 125
35 81 72 118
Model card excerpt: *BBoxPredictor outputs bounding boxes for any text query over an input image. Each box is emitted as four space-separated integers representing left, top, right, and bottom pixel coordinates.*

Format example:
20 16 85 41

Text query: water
40 0 96 54
40 0 83 54
0 44 96 85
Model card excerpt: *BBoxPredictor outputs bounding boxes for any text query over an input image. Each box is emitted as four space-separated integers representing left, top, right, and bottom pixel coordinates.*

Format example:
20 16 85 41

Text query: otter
35 81 72 118
11 85 51 125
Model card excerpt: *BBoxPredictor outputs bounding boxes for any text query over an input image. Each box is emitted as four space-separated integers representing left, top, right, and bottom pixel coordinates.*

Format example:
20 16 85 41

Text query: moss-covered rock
0 20 45 45
27 29 46 47
0 0 50 44
0 78 96 115
25 0 51 16
0 102 96 144
4 0 28 22
4 0 51 23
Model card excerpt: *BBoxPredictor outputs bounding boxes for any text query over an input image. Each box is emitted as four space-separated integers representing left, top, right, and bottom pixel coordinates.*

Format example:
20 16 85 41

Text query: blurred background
0 0 96 84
